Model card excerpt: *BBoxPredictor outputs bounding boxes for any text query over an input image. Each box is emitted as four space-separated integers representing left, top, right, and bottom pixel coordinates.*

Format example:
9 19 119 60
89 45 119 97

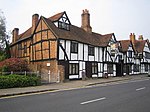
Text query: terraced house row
10 9 150 82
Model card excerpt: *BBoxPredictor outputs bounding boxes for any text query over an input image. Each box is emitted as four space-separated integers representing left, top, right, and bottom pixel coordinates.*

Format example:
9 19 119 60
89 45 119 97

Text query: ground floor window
107 64 113 74
145 64 148 72
123 65 132 74
133 64 139 72
92 63 98 74
129 65 132 73
69 63 79 75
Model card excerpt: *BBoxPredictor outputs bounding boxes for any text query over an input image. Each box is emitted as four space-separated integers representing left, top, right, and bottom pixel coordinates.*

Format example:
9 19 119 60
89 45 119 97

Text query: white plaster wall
84 45 88 61
78 43 83 60
95 47 98 61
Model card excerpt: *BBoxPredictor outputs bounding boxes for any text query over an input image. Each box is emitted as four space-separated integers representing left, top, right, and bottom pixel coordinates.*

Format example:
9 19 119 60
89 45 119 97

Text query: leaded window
133 64 139 72
71 42 78 53
128 51 132 58
24 45 27 53
69 63 79 75
145 64 148 72
92 63 98 74
107 64 113 74
88 46 94 56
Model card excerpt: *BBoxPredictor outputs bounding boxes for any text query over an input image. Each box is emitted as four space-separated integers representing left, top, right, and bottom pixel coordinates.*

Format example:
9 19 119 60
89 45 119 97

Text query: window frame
107 64 113 74
58 21 70 30
128 50 132 58
18 43 22 50
145 64 148 72
24 45 27 53
69 63 79 75
133 64 139 72
92 62 98 74
71 41 78 53
88 45 94 56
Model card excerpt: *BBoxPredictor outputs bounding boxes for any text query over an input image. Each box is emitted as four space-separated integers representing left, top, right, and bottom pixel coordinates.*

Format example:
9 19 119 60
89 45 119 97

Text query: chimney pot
138 35 143 40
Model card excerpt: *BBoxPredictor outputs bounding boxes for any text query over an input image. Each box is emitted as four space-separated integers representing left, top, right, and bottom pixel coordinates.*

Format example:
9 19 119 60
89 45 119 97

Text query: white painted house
57 9 119 79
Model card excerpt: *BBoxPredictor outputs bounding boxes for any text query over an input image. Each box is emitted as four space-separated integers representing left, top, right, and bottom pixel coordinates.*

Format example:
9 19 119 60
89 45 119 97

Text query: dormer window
58 21 70 30
53 12 71 31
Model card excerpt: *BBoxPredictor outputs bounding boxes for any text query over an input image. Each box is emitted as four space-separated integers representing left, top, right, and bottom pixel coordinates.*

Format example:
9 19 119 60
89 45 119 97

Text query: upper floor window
145 52 150 59
58 21 70 30
71 41 78 53
18 43 22 50
111 49 115 57
24 45 27 53
128 51 132 58
118 55 122 60
88 46 94 56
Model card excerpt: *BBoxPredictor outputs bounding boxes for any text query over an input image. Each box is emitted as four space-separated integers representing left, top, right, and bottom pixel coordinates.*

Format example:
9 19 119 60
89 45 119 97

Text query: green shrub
0 74 41 89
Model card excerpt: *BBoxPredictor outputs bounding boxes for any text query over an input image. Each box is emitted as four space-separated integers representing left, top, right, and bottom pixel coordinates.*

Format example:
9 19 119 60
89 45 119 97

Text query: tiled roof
120 39 146 53
119 40 131 52
43 16 113 47
134 40 146 53
49 12 64 22
12 11 114 47
18 27 32 39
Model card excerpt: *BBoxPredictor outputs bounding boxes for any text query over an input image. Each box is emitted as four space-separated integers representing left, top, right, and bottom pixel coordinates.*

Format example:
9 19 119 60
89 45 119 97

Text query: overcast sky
0 0 150 41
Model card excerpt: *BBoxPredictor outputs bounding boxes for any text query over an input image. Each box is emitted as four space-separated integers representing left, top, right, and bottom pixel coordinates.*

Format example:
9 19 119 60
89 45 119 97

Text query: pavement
0 74 149 98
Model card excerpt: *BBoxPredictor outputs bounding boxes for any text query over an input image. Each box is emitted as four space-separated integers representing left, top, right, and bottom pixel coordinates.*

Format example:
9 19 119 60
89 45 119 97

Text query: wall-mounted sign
47 63 50 67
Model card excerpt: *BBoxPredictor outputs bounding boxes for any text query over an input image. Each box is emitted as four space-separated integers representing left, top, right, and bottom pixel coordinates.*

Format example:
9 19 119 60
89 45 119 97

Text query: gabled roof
12 11 115 47
49 12 64 22
134 40 146 53
43 16 113 47
18 27 32 39
119 40 131 52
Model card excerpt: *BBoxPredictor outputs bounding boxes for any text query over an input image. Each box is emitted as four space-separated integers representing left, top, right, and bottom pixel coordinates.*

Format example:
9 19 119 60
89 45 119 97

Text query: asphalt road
0 79 150 112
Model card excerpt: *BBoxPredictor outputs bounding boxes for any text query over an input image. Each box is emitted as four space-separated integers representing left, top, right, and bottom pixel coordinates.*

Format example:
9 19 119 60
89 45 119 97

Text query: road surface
0 78 150 112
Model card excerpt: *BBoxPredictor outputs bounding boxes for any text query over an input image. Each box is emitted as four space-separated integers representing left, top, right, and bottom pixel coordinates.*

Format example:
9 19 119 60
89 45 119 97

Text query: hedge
0 74 41 89
0 58 29 72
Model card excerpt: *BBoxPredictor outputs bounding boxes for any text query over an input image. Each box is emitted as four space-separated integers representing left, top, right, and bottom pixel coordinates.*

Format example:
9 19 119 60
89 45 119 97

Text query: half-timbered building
10 9 150 82
119 39 135 75
130 34 150 74
119 33 150 75
10 9 120 82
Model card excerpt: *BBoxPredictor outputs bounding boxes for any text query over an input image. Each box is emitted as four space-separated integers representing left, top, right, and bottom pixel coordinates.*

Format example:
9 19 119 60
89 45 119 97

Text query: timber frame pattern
10 9 150 82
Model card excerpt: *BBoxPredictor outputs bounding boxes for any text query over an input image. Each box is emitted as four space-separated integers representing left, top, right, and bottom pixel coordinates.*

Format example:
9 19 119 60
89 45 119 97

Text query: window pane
69 64 72 74
88 46 94 56
24 45 27 53
108 64 113 73
71 42 78 53
69 63 79 75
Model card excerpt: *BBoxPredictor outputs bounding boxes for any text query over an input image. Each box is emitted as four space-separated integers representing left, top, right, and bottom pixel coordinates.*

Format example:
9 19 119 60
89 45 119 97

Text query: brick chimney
81 9 92 33
138 35 143 40
12 28 19 43
130 33 136 44
32 14 39 33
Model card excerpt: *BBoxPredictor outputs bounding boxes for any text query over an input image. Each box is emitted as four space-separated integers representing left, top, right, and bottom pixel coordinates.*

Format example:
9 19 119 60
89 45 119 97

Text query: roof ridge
49 11 65 22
